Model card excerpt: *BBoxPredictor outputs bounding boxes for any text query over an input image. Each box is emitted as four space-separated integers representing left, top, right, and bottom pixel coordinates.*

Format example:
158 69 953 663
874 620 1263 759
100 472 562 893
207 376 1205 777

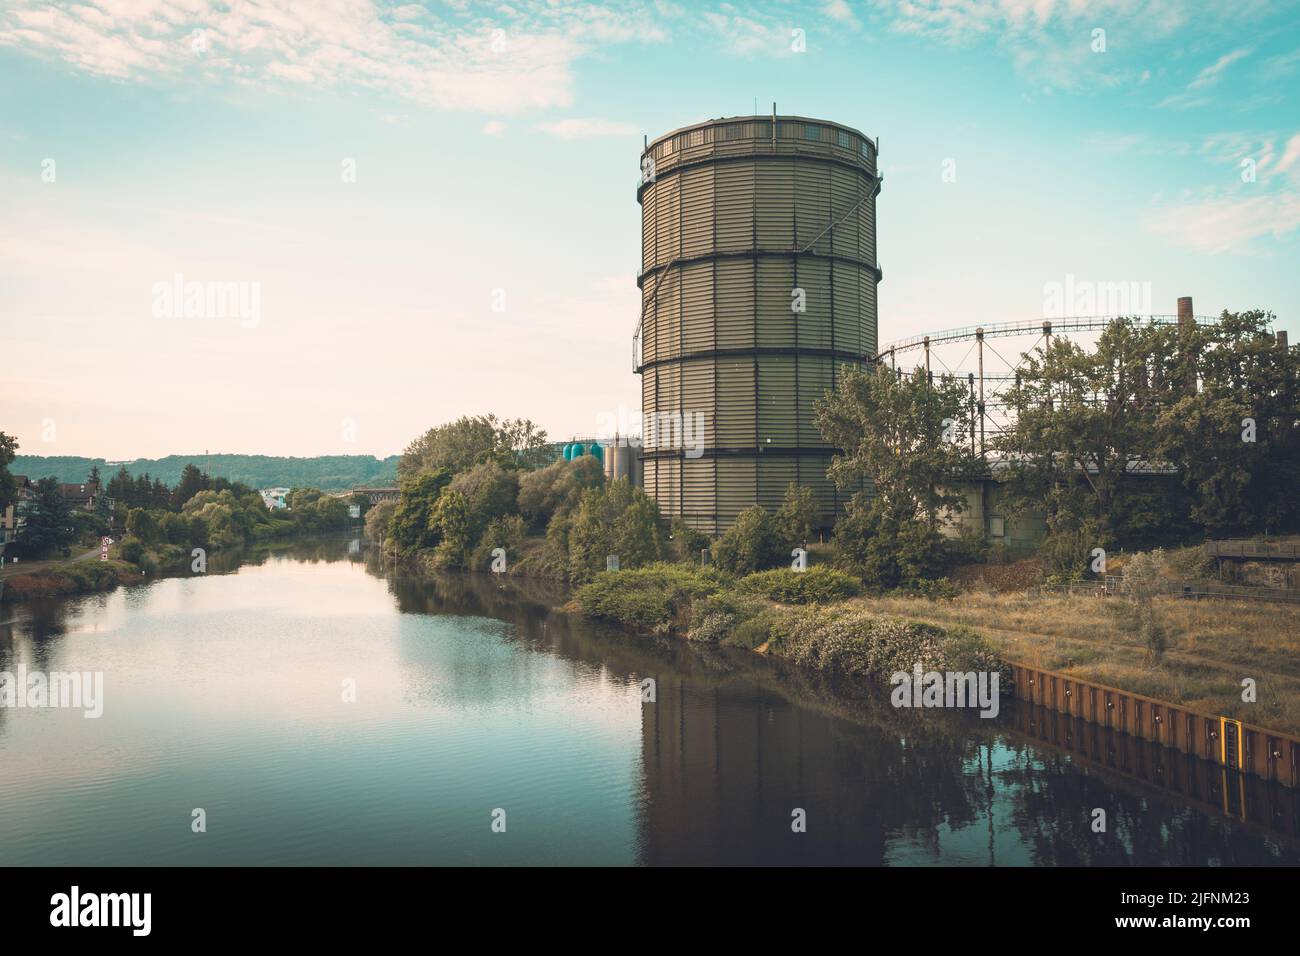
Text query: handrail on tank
874 313 1222 361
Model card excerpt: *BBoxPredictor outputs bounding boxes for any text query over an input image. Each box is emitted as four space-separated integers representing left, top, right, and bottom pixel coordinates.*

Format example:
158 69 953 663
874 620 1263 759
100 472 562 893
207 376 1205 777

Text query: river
1 539 1296 866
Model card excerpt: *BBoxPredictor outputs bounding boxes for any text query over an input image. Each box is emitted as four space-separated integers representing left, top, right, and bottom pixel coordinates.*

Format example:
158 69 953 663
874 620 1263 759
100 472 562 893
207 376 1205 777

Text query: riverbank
0 558 141 600
866 590 1300 735
566 564 1013 694
0 532 359 603
565 562 1300 738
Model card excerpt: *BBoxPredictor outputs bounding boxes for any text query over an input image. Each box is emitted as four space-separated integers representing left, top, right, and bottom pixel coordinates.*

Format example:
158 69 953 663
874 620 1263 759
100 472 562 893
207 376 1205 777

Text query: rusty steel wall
1011 663 1300 789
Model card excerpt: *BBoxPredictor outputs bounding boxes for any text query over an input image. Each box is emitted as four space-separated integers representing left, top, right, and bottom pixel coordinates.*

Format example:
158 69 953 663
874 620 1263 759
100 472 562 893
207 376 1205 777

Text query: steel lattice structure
872 313 1223 456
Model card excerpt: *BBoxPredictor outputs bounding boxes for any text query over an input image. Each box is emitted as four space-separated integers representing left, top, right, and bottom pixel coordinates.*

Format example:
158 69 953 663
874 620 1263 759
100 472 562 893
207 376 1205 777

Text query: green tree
389 470 452 553
0 432 18 514
995 318 1159 543
816 365 976 583
567 482 664 582
711 505 786 574
364 499 398 544
816 364 975 526
107 466 133 507
517 456 604 529
448 460 519 533
170 463 210 511
309 495 350 528
775 482 817 548
833 493 950 589
21 477 76 556
151 477 171 510
286 487 324 512
431 490 474 567
126 507 160 545
398 414 549 477
1150 310 1300 536
159 512 192 545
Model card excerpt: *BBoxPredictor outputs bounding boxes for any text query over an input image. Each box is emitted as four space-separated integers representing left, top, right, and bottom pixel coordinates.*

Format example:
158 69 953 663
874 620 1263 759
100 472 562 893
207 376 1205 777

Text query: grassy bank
568 562 1300 737
1 559 140 601
569 563 1012 688
864 590 1300 735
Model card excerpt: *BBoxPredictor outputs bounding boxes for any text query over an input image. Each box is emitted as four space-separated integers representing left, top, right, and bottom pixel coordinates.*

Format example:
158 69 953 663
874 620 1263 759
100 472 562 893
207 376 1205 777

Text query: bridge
1206 540 1300 562
352 487 400 505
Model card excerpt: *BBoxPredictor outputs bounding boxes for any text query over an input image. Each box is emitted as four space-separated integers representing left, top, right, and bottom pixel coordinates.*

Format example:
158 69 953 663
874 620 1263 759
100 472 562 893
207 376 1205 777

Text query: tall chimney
1177 296 1196 392
1278 330 1289 349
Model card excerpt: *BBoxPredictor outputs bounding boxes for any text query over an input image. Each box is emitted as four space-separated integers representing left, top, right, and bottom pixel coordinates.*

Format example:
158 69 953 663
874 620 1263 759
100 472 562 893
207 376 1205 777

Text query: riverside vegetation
365 312 1300 729
0 434 368 599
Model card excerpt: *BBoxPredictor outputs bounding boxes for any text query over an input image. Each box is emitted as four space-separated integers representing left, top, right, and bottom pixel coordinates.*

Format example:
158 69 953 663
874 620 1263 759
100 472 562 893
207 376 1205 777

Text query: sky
2 0 1298 461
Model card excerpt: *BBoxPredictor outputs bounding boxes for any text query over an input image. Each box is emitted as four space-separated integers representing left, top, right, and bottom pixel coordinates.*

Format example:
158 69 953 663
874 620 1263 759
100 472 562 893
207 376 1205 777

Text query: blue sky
2 0 1298 459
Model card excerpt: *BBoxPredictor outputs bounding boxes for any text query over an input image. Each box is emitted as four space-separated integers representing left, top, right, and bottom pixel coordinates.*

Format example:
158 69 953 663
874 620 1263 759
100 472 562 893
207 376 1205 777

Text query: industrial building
633 113 881 534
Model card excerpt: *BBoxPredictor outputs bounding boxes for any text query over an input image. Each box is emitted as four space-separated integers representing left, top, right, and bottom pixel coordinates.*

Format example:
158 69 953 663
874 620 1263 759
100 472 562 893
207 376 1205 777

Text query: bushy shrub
906 576 961 600
119 537 144 564
833 495 949 589
775 482 818 547
711 505 786 574
125 508 159 545
574 563 723 633
1161 544 1216 580
735 566 861 604
449 461 519 530
1038 517 1107 583
389 470 452 553
469 513 527 571
517 456 604 529
944 527 989 566
685 589 768 642
430 490 474 567
667 517 710 562
767 606 1009 683
567 483 665 583
364 499 397 543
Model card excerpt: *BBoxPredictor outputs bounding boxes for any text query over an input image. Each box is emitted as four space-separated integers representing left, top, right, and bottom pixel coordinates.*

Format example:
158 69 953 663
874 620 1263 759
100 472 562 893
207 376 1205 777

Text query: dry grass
854 591 1300 736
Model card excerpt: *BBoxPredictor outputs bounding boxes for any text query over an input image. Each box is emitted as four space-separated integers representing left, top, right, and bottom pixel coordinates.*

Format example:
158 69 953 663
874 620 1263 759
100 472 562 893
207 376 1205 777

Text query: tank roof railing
874 313 1222 361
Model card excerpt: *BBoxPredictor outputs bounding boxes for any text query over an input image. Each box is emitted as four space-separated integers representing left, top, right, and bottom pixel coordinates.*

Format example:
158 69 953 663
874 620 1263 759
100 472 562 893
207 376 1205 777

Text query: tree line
816 309 1300 584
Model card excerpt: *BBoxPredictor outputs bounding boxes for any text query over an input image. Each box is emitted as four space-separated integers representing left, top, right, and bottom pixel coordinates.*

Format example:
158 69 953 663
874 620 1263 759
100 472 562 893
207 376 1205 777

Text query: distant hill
11 454 400 491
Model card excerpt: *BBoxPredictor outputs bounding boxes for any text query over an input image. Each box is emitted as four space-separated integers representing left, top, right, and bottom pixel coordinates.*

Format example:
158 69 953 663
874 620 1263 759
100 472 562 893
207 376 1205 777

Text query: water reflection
0 538 1295 866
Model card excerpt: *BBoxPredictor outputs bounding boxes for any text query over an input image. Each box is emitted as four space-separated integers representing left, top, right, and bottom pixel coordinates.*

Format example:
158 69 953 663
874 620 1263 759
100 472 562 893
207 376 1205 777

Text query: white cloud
1188 47 1252 89
702 10 797 58
1258 47 1300 80
0 0 664 113
867 1 1278 93
1142 126 1300 253
823 0 859 27
1144 192 1300 254
535 118 638 139
482 120 506 136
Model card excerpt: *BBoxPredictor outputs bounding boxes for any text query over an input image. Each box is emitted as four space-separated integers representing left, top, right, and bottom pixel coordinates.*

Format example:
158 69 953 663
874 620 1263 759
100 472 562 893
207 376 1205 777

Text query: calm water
1 540 1297 866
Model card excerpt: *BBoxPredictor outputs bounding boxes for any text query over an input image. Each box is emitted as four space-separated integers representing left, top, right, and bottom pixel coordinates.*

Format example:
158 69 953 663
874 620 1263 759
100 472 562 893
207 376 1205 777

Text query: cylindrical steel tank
635 114 881 532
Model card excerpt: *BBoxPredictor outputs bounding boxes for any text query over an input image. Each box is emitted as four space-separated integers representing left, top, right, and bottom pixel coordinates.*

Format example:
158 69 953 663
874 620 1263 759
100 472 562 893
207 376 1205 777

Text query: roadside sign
100 535 112 561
